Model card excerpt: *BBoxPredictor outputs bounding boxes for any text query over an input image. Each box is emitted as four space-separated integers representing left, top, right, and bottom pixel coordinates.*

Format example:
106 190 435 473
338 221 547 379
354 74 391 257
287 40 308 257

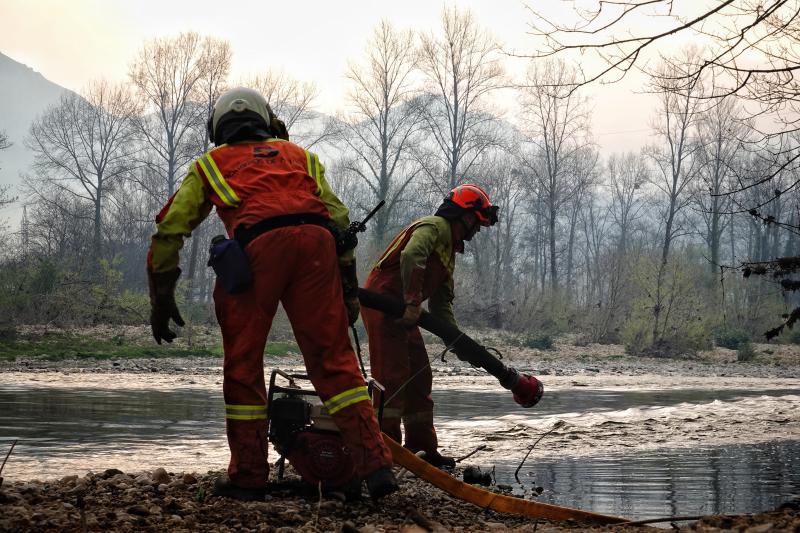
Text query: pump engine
267 369 384 490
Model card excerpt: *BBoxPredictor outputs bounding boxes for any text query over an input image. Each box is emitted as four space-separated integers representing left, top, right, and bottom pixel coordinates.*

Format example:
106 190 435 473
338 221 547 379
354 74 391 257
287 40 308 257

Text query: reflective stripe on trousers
225 403 268 420
323 386 370 415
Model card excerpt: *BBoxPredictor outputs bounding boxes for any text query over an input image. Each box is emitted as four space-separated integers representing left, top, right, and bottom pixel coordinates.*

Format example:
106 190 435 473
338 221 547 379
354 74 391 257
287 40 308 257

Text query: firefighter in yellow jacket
362 185 503 467
147 87 397 501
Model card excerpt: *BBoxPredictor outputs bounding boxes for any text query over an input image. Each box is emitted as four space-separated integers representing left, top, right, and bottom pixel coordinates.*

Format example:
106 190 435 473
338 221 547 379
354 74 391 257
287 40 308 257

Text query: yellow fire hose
384 434 627 525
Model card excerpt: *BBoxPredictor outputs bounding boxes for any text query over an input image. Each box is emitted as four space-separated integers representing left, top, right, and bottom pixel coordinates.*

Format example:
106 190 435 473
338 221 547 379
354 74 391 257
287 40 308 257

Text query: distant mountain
0 52 71 218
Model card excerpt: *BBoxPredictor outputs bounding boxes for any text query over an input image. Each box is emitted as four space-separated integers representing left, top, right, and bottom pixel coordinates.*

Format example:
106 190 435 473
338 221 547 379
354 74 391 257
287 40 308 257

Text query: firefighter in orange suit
361 185 499 467
146 87 397 501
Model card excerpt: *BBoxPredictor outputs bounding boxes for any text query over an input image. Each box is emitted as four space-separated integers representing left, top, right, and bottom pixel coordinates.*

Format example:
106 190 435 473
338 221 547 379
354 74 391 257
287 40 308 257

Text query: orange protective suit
362 216 459 455
148 139 392 489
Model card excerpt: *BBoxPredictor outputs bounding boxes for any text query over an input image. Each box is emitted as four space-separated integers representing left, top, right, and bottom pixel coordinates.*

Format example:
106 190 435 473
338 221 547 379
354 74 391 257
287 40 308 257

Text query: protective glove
148 268 185 344
339 259 360 325
397 303 422 327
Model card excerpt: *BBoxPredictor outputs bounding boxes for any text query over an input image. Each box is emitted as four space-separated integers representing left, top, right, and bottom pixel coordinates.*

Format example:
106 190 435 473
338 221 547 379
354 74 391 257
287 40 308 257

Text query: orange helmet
447 184 498 226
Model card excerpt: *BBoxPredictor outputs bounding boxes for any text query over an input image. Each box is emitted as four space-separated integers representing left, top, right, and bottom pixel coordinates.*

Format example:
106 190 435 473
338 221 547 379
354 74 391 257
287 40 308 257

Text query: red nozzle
512 374 543 408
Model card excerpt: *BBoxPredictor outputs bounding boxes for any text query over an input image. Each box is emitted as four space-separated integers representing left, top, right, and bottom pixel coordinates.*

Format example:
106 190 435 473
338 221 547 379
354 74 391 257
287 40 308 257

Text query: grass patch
0 333 223 361
265 341 300 357
714 328 752 350
519 333 554 350
737 341 756 362
0 332 301 360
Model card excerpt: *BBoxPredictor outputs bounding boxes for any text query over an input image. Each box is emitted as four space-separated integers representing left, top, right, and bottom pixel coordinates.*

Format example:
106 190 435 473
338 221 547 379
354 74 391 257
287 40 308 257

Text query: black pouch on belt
208 235 253 294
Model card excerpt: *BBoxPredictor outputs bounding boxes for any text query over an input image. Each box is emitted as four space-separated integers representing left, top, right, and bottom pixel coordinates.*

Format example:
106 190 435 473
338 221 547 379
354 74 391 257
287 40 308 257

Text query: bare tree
0 130 13 209
467 151 525 327
242 70 328 147
184 39 231 299
593 151 649 339
523 1 800 105
129 33 229 199
523 1 800 213
26 81 139 260
196 40 232 153
608 152 649 258
0 130 10 155
418 6 504 193
519 58 593 293
693 98 750 275
645 54 704 345
564 146 599 293
336 20 425 245
578 184 611 336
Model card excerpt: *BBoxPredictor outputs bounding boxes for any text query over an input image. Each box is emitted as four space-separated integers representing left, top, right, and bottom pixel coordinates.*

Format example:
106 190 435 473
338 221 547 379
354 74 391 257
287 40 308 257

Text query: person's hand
397 303 422 327
148 269 185 344
344 296 360 326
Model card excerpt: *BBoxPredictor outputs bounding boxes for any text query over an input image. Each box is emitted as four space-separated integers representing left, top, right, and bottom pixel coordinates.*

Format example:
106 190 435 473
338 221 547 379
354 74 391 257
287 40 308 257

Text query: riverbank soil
0 468 798 532
1 326 799 531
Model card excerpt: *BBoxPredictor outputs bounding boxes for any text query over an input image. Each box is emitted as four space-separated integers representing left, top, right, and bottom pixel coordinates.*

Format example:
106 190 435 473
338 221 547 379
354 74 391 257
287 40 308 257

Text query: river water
0 378 798 521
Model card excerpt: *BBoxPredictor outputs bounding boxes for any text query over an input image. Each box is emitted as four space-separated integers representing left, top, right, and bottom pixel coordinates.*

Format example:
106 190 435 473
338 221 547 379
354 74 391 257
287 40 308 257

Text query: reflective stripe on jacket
195 140 344 235
147 139 350 273
370 215 457 327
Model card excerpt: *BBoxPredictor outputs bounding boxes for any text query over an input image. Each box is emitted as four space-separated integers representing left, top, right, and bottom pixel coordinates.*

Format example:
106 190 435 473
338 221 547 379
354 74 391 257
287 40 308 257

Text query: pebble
745 524 774 533
152 467 170 484
127 504 150 516
102 468 125 479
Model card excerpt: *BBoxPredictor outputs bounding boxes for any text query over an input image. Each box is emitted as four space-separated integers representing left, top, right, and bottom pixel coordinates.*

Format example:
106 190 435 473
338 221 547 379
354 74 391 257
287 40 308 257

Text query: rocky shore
1 327 799 531
1 466 798 532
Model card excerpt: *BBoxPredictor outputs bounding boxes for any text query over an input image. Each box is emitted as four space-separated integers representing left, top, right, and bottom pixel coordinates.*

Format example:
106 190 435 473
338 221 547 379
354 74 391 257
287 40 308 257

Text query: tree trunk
93 188 103 271
652 199 676 344
185 234 201 302
548 196 558 293
565 198 580 294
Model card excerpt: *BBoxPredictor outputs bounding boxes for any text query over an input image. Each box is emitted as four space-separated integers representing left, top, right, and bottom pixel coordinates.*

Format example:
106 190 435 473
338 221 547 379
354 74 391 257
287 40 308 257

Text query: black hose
357 288 521 390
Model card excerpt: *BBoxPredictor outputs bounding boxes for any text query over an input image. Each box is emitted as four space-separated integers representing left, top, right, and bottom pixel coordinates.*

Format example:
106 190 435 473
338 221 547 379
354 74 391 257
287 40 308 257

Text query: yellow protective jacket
371 216 457 328
147 139 350 273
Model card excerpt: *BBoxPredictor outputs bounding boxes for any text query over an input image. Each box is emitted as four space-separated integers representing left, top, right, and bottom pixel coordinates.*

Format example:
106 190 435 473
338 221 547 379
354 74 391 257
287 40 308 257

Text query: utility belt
209 213 332 294
233 212 332 248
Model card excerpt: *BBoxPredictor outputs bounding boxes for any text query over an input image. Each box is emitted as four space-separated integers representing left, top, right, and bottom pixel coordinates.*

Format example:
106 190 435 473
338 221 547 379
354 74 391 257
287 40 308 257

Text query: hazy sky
0 0 661 153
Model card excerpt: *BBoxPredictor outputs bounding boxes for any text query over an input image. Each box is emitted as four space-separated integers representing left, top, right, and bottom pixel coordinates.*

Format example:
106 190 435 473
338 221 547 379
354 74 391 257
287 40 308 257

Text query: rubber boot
213 476 266 501
419 449 456 469
364 467 399 499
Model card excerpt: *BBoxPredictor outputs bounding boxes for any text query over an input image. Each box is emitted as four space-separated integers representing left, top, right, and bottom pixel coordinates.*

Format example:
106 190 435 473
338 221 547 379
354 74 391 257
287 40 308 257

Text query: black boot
364 467 399 499
213 476 266 501
419 450 456 469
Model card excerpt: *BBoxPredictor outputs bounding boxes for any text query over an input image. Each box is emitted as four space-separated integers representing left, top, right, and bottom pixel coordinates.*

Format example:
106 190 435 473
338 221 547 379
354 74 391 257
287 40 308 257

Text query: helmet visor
476 205 499 226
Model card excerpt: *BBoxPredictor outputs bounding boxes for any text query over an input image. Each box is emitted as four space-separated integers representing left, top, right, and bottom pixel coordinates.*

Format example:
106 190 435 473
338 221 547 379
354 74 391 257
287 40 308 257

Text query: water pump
266 369 385 490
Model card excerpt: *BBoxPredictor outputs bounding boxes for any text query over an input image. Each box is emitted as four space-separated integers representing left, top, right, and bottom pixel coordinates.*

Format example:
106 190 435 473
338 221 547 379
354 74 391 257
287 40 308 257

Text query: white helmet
208 87 273 143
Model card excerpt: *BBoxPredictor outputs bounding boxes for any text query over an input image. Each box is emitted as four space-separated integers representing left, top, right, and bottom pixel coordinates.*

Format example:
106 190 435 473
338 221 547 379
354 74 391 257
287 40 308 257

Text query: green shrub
521 333 554 350
785 327 800 345
0 327 17 341
737 341 756 362
714 328 752 350
621 255 714 358
265 341 300 357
